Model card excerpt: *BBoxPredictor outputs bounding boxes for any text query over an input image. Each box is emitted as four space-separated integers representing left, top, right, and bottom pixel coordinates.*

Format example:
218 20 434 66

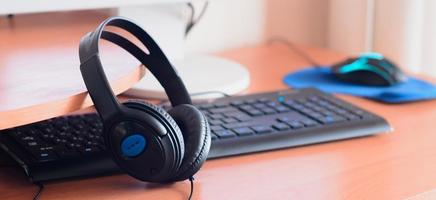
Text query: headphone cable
33 182 44 200
188 176 195 200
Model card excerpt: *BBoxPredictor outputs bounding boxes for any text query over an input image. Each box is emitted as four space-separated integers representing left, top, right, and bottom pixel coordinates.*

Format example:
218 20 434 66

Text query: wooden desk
0 11 145 130
3 12 436 200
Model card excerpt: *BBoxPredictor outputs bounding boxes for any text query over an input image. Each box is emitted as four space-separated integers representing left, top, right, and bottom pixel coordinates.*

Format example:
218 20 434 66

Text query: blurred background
2 0 435 76
188 0 436 77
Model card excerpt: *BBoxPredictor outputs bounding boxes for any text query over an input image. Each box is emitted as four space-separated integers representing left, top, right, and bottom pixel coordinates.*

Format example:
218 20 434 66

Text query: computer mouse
331 52 407 86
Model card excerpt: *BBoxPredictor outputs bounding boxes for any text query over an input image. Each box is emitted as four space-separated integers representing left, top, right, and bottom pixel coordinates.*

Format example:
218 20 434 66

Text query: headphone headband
79 17 192 121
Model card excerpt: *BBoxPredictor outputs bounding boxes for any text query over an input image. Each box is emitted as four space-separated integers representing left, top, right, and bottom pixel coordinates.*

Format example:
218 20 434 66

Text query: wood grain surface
0 11 145 129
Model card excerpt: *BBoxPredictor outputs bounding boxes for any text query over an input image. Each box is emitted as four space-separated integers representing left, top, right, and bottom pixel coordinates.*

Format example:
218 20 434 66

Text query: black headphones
78 16 211 182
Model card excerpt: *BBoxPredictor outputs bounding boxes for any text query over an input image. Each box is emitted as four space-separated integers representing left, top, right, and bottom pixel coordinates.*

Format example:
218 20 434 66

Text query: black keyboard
0 88 390 182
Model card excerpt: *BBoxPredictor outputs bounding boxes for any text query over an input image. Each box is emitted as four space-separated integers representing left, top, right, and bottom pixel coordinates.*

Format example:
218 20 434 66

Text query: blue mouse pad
283 67 436 103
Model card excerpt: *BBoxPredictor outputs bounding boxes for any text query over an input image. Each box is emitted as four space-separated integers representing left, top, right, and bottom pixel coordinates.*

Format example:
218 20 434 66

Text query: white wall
184 0 329 54
420 0 436 75
373 0 425 73
327 0 372 54
263 0 329 47
184 0 265 53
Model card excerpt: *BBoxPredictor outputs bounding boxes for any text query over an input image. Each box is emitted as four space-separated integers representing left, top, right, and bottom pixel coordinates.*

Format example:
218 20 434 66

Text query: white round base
124 55 250 100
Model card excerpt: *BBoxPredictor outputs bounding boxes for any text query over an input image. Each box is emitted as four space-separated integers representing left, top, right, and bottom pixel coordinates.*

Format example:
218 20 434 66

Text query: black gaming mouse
331 52 407 86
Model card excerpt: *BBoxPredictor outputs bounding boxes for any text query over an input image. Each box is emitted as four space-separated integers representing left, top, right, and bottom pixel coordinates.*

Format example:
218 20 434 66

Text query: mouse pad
283 67 436 103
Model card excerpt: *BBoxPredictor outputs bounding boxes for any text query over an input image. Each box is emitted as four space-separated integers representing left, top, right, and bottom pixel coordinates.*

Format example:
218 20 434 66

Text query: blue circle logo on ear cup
121 134 147 157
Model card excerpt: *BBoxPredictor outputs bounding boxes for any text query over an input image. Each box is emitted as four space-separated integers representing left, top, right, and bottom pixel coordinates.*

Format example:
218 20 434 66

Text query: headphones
78 16 211 182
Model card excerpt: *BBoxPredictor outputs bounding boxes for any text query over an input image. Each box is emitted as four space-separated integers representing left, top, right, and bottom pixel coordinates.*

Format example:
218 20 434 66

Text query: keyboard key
223 111 240 117
306 112 323 119
210 125 224 131
287 121 304 129
224 112 251 120
261 108 276 115
209 119 223 126
230 100 244 106
80 147 100 155
245 99 258 104
301 119 318 127
259 97 271 102
320 110 334 116
26 141 39 147
208 114 225 120
33 151 57 162
223 121 257 129
224 111 251 119
266 101 279 107
317 100 330 106
253 103 267 108
274 106 290 113
38 146 55 151
334 109 348 115
304 102 316 107
239 105 254 111
344 114 360 120
311 106 324 111
325 104 337 110
296 98 307 104
284 102 304 111
308 96 320 102
233 127 254 136
300 108 313 114
246 109 263 116
272 123 290 131
214 130 236 138
222 118 238 124
319 115 346 124
251 126 273 134
209 107 239 114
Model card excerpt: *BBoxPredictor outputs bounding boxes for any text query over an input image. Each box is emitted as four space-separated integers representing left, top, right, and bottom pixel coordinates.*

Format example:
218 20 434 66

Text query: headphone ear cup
167 104 211 181
122 100 185 179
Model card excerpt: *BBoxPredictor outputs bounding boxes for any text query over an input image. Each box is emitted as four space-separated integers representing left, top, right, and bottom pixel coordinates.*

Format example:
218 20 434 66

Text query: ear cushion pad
167 104 211 181
123 100 185 172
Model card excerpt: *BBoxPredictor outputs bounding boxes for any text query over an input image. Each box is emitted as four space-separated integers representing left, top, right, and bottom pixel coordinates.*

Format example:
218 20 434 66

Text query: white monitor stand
118 3 250 100
125 54 250 99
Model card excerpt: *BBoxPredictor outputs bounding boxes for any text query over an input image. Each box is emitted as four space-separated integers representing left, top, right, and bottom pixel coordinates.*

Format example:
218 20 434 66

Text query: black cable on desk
267 37 322 67
185 1 209 37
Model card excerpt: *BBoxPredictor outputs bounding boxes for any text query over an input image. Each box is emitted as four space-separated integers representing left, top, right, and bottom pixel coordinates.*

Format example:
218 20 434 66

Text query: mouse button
367 59 393 74
331 58 354 69
339 71 389 86
359 52 384 60
337 58 368 74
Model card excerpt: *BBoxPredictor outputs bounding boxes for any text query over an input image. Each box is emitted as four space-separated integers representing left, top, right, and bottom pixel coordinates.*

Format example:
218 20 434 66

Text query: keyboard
0 88 390 182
